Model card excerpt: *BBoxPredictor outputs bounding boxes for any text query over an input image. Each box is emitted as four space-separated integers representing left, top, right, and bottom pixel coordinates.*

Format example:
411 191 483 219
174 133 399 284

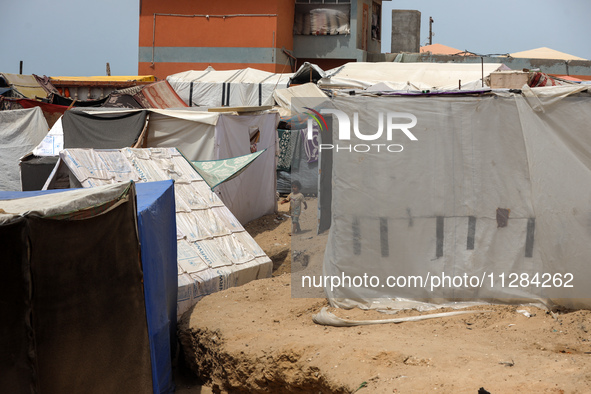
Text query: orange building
138 0 390 80
138 0 295 79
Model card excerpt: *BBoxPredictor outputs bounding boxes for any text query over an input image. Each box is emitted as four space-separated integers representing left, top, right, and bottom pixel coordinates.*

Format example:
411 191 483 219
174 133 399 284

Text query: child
281 180 307 234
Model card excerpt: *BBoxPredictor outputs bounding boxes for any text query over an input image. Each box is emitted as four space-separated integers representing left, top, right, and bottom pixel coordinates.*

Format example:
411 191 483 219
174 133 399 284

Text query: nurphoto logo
305 107 418 153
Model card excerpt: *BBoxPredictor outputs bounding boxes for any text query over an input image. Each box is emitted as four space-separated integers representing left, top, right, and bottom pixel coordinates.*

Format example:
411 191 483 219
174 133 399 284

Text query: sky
1 0 589 77
0 0 140 77
381 0 591 59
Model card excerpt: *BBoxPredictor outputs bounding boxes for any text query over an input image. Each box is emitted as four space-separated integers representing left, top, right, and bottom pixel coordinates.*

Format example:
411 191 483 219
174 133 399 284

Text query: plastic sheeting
29 108 278 224
134 80 188 109
145 110 218 161
33 116 64 156
318 62 506 90
0 181 177 394
0 182 154 393
0 107 49 191
10 98 67 128
322 90 591 310
167 68 292 108
191 149 265 189
0 73 48 99
136 181 177 394
62 109 147 149
273 83 328 116
45 148 273 318
215 112 279 223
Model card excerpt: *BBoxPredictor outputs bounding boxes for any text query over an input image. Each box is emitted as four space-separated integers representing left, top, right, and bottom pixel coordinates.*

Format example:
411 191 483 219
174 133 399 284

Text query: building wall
356 0 383 54
390 10 421 53
138 0 294 79
293 0 387 69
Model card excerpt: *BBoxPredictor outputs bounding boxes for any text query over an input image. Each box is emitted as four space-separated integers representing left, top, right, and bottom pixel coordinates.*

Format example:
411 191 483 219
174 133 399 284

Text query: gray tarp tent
0 107 48 191
314 85 591 310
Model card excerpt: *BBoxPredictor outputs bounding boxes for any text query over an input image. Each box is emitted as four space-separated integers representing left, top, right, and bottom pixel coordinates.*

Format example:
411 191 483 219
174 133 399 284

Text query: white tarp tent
167 67 293 108
0 107 48 191
318 62 508 91
31 108 279 224
44 147 273 317
320 86 591 311
145 109 279 224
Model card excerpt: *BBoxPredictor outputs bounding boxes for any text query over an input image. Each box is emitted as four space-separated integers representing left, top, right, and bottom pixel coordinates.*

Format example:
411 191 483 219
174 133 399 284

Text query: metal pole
429 17 434 45
19 61 23 74
481 57 484 87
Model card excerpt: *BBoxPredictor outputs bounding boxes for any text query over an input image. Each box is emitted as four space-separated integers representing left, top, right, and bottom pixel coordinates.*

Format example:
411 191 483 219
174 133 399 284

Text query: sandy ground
175 197 591 393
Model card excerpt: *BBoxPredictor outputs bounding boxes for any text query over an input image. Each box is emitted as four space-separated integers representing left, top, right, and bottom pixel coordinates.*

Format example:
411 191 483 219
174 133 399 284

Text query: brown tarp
0 218 32 394
0 184 153 393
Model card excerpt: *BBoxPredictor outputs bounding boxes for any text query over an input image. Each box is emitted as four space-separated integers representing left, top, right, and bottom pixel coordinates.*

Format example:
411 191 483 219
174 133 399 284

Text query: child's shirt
288 192 305 216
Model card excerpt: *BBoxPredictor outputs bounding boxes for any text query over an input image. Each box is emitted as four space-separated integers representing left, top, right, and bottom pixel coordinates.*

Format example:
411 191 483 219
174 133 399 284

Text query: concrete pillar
391 10 421 53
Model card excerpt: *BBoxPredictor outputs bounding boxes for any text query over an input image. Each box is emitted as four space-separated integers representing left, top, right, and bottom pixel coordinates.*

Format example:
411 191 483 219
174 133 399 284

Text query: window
294 3 351 35
371 2 381 41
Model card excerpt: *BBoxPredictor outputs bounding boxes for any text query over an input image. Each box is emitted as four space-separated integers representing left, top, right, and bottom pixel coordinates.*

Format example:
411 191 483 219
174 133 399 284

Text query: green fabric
191 149 266 189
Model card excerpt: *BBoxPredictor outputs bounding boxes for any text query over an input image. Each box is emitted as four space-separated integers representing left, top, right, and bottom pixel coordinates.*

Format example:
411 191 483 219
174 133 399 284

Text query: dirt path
176 197 591 393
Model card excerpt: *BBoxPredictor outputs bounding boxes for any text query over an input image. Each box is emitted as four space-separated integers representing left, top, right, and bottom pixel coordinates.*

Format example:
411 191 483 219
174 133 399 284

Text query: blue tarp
136 181 177 394
0 180 178 394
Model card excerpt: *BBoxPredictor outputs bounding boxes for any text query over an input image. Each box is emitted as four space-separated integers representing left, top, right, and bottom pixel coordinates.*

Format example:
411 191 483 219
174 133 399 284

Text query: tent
0 72 48 99
167 67 292 108
44 147 273 317
0 107 49 191
510 47 586 61
419 43 467 56
0 180 177 393
29 108 278 223
60 109 148 149
9 98 68 128
0 182 160 393
317 62 508 90
135 180 177 394
316 86 591 311
48 75 155 101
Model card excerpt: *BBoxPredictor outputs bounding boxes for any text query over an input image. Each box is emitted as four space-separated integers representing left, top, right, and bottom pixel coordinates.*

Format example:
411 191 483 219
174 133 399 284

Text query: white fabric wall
145 109 279 224
1 107 48 191
146 110 218 161
167 68 292 108
215 113 279 224
319 62 505 90
323 91 591 310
